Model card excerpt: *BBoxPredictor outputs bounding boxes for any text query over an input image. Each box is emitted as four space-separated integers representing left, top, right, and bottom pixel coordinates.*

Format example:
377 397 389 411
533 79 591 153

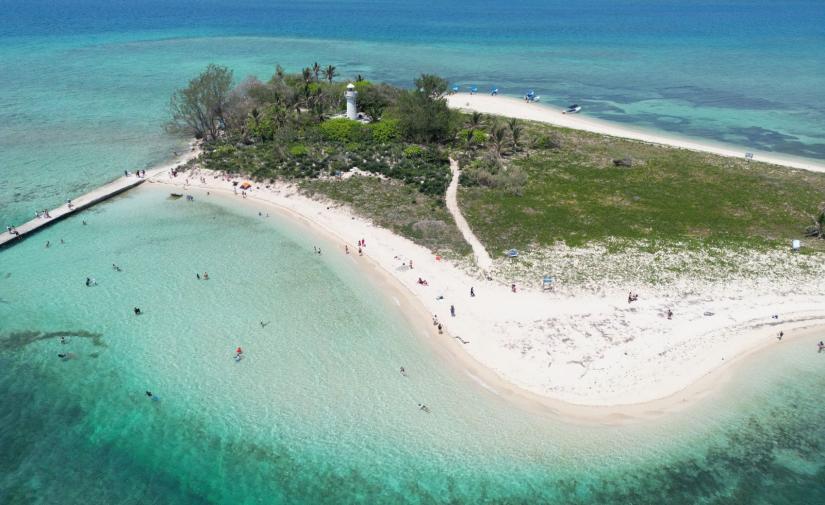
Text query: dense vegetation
168 64 825 259
168 65 458 196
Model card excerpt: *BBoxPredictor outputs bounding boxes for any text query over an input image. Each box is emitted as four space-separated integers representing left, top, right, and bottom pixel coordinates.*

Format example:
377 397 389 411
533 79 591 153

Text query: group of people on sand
627 291 639 303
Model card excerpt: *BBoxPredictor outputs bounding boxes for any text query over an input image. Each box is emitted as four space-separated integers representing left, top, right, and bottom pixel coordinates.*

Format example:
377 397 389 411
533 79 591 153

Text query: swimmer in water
134 307 141 315
418 403 430 413
400 367 407 376
145 391 153 397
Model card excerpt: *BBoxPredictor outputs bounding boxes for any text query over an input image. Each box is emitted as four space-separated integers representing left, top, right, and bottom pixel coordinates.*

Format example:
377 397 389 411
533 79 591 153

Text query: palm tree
301 67 313 84
324 65 337 84
468 111 483 130
507 117 523 149
312 62 321 82
489 121 508 158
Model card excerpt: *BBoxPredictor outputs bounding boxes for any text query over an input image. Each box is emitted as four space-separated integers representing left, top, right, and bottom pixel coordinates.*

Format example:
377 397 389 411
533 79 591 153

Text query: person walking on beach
818 341 824 353
450 305 455 317
437 323 443 334
511 283 516 293
778 331 784 341
345 245 349 254
470 287 475 297
667 309 673 320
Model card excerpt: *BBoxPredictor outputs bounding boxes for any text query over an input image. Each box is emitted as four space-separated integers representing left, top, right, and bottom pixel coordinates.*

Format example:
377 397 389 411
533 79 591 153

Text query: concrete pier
0 174 147 248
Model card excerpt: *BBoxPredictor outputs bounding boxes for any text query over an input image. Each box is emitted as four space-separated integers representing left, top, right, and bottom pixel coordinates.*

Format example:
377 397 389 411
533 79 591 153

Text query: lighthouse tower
345 83 358 120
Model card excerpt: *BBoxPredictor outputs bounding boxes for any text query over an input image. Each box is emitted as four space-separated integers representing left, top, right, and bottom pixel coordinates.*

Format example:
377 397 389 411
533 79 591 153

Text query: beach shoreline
447 93 825 173
144 166 825 423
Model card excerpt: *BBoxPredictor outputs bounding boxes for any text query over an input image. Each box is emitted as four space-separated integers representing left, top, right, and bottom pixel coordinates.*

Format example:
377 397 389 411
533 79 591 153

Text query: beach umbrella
451 84 460 92
470 85 478 93
490 87 499 95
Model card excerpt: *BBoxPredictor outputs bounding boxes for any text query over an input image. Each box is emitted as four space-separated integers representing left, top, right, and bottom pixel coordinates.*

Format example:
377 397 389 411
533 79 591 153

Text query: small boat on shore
565 104 582 114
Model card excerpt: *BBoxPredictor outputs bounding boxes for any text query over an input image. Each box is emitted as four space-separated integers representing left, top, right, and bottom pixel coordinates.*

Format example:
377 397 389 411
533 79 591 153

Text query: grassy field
458 120 825 256
300 176 472 258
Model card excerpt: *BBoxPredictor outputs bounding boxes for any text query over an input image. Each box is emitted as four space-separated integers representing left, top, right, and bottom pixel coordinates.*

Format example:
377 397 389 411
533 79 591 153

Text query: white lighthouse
345 83 358 120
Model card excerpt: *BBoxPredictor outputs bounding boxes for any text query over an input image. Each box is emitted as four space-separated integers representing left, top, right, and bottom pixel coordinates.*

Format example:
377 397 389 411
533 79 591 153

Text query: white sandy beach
148 164 825 416
447 93 825 174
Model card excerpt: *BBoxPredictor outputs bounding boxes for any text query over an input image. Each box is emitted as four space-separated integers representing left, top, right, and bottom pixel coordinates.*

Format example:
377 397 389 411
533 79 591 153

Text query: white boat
565 104 582 113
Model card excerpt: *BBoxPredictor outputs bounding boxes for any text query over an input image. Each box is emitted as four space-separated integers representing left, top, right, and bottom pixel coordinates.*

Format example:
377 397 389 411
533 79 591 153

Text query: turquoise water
2 2 825 502
1 188 824 503
1 0 824 225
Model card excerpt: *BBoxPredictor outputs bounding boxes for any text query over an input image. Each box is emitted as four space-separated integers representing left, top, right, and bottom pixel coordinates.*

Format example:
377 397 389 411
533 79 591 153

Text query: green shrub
403 145 424 158
319 118 363 142
533 134 562 150
289 144 308 157
212 145 236 157
369 119 401 143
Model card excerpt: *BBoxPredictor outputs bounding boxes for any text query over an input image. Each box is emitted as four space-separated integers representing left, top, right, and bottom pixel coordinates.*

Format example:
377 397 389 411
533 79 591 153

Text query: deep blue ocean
1 2 825 503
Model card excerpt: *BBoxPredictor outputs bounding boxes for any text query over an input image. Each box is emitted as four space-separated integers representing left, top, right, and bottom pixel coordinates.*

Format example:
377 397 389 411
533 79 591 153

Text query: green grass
300 176 471 258
458 121 825 255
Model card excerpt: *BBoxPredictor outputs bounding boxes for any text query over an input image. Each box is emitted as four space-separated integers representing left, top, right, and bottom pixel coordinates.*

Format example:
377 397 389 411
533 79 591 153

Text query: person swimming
418 403 431 413
400 367 407 376
145 390 153 397
133 307 141 315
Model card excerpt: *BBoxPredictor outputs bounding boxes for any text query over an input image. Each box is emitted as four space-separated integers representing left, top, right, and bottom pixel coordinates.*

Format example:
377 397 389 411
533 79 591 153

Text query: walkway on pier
0 174 147 248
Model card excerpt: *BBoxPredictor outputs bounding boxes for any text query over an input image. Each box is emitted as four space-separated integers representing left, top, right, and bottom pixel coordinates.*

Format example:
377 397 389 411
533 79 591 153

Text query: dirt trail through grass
447 158 494 271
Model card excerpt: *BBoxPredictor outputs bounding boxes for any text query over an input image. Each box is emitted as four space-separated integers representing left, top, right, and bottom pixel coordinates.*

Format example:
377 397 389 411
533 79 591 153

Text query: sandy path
446 158 493 272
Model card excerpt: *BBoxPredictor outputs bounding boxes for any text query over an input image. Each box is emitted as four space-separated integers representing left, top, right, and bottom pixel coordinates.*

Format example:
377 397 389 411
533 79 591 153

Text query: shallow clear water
1 0 824 225
1 189 823 503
